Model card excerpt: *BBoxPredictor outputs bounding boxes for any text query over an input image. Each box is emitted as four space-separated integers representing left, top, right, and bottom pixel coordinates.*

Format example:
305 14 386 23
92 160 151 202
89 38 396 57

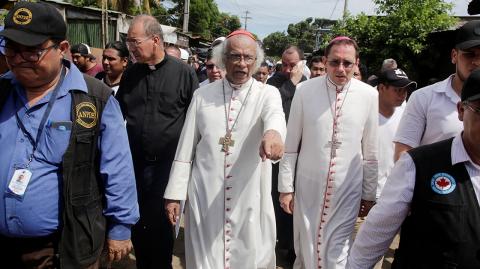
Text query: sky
215 0 472 39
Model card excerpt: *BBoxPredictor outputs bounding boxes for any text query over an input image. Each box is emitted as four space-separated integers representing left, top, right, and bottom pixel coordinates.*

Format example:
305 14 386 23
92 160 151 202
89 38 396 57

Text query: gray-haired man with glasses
116 14 198 269
164 29 285 269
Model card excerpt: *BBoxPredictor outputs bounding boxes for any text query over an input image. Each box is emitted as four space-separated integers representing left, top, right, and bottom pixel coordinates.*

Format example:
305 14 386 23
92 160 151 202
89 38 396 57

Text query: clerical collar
326 75 351 92
146 54 168 71
225 78 254 91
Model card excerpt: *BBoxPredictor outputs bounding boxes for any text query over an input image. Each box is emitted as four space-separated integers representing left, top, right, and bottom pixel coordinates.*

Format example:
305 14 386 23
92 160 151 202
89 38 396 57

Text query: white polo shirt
393 75 463 147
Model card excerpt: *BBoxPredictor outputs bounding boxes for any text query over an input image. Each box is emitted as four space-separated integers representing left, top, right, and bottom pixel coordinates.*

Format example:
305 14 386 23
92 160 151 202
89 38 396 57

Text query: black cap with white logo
0 2 67 46
377 68 417 90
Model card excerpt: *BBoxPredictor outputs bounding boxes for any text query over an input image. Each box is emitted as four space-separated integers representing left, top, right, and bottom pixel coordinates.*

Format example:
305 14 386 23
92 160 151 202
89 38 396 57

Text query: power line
241 10 252 30
328 0 341 20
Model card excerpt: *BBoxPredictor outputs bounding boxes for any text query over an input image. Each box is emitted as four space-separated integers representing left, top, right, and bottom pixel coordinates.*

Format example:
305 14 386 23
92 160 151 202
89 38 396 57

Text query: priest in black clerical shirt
116 15 198 269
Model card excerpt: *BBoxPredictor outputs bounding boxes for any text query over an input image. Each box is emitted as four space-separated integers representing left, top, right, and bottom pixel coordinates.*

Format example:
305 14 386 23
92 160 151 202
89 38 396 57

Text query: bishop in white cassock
278 37 378 269
164 30 286 269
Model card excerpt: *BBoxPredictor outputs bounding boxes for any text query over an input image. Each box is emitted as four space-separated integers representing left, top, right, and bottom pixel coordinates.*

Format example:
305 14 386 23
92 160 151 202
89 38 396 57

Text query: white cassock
278 76 378 269
164 78 286 269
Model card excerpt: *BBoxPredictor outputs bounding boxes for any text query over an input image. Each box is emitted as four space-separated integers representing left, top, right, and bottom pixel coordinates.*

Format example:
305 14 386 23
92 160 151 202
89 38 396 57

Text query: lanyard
14 67 66 168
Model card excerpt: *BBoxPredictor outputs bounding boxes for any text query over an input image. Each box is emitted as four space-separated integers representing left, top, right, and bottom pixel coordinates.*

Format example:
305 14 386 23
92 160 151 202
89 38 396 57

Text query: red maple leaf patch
436 178 450 189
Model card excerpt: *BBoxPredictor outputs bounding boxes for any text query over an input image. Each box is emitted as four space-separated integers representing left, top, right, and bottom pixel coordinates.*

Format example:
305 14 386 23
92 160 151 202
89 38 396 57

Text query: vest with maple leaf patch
391 137 480 269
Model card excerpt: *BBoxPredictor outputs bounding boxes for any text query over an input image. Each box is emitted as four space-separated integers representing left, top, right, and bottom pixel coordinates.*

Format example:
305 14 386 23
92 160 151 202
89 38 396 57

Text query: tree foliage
69 0 240 40
166 0 240 39
262 18 336 57
329 0 457 76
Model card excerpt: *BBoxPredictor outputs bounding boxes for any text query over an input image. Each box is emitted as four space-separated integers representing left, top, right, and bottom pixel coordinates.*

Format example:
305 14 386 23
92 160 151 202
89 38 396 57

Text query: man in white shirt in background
348 67 480 269
394 20 480 161
376 68 416 198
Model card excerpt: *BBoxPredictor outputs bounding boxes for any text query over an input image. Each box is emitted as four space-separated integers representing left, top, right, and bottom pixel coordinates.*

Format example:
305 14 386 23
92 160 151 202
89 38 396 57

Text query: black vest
392 138 480 269
0 74 112 268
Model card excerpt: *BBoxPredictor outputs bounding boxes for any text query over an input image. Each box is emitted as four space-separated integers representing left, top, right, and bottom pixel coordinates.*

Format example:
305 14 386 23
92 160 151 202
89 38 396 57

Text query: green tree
262 18 336 57
329 0 457 77
168 0 220 38
262 31 292 57
212 12 241 37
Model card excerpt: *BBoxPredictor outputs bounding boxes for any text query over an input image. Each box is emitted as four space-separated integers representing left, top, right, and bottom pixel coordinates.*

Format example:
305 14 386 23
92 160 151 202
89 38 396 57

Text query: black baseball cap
461 68 480 102
455 20 480 50
377 68 417 90
71 43 92 56
0 2 67 47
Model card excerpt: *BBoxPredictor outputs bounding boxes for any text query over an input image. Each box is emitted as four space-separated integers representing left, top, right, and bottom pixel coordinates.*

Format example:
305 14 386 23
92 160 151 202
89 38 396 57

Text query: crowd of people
0 2 480 269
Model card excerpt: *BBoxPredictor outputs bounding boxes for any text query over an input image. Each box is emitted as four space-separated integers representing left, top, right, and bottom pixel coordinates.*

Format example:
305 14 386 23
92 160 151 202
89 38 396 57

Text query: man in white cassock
278 36 378 269
164 30 286 269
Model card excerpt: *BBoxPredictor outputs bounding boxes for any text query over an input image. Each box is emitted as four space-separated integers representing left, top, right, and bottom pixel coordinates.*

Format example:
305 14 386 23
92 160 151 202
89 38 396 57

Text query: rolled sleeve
393 90 428 148
99 96 140 240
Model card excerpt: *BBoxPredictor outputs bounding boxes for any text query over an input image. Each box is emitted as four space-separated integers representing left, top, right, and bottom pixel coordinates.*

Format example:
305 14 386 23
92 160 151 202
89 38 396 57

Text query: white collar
326 75 351 92
225 77 254 91
451 133 479 169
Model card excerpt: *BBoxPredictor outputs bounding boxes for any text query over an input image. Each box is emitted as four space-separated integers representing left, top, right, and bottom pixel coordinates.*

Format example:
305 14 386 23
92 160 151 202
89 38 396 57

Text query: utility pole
241 10 252 30
183 0 190 33
343 0 349 19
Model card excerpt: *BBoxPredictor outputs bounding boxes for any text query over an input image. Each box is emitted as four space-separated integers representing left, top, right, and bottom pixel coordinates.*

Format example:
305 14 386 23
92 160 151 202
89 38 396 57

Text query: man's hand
290 61 304 86
358 199 375 217
106 238 132 262
279 192 294 214
165 199 181 225
259 130 284 161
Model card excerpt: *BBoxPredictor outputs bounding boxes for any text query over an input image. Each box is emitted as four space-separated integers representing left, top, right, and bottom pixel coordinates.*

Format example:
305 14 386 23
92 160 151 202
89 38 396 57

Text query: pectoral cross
326 139 342 158
219 132 235 152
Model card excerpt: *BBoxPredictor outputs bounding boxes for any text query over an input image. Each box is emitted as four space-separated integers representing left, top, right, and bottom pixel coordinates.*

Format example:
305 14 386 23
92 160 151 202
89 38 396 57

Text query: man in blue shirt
0 2 139 268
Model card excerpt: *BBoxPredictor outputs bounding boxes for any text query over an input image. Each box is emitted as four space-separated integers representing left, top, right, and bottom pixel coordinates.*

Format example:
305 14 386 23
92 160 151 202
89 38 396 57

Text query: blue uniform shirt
0 61 139 240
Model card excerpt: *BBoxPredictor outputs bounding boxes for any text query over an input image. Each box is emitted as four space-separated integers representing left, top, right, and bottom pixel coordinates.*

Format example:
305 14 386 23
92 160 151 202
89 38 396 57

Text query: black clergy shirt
116 54 199 166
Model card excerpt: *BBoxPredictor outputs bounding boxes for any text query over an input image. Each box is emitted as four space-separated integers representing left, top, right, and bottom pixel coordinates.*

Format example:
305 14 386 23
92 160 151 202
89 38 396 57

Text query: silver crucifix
326 139 342 158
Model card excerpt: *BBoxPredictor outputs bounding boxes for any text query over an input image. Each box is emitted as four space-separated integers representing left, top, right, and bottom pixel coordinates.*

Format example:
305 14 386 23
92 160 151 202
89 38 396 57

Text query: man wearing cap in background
376 68 416 198
164 29 286 269
0 2 139 268
70 43 104 77
394 21 480 161
347 68 480 269
116 14 198 269
278 36 378 269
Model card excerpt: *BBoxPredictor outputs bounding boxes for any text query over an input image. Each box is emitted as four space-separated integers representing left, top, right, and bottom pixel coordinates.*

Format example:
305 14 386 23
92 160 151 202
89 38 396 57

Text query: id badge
8 169 32 197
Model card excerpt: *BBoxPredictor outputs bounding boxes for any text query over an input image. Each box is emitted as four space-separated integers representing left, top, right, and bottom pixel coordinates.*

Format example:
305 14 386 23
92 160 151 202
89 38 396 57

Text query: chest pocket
37 122 72 164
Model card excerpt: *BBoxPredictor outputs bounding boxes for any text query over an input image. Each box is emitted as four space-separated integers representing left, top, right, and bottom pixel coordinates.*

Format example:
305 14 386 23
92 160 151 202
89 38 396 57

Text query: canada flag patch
430 173 456 195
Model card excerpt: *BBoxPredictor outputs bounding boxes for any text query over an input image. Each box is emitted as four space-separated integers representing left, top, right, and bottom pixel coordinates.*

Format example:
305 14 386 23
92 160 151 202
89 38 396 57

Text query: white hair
212 37 265 72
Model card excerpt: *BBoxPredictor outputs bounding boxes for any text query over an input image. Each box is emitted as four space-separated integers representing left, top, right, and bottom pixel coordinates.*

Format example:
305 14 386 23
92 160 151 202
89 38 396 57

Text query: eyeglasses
1 44 58 62
327 59 355 69
126 36 152 48
226 53 256 64
463 102 480 114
